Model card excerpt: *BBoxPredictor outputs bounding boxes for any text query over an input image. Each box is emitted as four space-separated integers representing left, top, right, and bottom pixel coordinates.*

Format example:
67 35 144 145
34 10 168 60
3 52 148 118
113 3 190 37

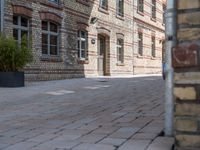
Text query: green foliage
0 34 32 72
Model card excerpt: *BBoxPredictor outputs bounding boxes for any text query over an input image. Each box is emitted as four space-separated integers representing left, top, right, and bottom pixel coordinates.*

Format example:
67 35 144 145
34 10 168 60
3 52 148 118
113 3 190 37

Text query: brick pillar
173 0 200 149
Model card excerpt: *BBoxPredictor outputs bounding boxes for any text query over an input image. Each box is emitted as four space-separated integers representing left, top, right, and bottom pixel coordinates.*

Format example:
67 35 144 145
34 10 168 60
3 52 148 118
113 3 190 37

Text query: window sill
137 55 143 59
116 62 125 66
40 55 63 62
151 17 156 22
98 7 109 15
116 14 124 21
76 0 90 7
78 59 89 64
40 1 64 10
137 10 144 16
151 56 156 60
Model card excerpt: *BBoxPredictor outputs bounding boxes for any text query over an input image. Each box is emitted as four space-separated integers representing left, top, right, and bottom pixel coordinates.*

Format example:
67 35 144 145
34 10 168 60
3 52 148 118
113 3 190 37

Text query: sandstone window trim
76 0 90 7
13 15 30 47
41 21 60 56
12 5 33 18
77 30 88 60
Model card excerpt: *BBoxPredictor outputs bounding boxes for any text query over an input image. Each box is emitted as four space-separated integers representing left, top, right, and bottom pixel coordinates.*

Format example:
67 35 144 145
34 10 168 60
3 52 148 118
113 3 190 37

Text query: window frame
13 15 30 46
116 0 124 17
151 0 156 20
137 0 144 13
77 30 88 60
138 31 143 56
151 35 156 57
117 38 124 63
99 0 108 10
42 21 60 56
48 0 59 4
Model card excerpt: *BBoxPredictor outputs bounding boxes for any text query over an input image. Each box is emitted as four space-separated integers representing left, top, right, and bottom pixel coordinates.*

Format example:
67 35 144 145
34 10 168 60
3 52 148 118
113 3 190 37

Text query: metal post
0 0 4 32
165 0 177 136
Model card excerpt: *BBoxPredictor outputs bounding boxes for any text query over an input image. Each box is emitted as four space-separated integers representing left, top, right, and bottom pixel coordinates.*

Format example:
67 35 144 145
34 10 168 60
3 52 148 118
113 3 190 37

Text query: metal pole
0 0 4 32
164 0 177 136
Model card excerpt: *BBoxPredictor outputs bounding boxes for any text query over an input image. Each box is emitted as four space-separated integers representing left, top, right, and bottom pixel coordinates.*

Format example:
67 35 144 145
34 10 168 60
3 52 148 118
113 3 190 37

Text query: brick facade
2 0 165 81
174 0 200 149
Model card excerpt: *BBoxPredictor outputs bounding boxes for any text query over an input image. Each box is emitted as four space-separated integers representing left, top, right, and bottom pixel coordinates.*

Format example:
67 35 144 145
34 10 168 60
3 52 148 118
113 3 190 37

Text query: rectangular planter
0 72 24 87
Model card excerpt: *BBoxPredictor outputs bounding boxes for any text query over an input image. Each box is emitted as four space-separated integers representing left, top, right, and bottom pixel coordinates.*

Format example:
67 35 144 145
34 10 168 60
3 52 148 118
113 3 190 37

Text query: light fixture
91 17 99 24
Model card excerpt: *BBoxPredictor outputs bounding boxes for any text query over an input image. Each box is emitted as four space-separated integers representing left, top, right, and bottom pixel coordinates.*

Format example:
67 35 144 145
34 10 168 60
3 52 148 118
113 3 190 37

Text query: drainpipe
164 0 177 136
0 0 4 32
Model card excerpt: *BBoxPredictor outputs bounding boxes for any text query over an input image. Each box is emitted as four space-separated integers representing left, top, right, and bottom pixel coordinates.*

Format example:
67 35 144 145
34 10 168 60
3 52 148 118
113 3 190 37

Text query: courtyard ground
0 75 174 150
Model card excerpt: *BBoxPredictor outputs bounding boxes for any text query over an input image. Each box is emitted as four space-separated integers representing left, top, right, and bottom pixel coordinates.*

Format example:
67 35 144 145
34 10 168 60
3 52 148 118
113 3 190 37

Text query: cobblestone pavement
0 76 174 150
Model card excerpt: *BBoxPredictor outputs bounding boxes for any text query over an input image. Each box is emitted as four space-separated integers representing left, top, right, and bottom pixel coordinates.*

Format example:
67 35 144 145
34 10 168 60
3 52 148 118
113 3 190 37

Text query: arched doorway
97 27 110 76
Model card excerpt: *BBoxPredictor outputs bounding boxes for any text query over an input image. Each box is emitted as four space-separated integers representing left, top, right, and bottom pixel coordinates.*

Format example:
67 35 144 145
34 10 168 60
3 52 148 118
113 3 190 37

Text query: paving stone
3 142 37 150
132 133 158 140
146 137 174 150
118 140 151 150
72 143 116 150
76 133 107 143
99 137 126 146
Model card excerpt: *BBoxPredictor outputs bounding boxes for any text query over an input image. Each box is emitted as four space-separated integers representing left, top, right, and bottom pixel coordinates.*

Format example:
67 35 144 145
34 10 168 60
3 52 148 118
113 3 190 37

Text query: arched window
42 21 59 56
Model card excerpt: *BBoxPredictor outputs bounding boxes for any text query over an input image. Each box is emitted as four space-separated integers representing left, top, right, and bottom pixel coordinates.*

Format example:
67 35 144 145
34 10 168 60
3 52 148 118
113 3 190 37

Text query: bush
0 34 32 72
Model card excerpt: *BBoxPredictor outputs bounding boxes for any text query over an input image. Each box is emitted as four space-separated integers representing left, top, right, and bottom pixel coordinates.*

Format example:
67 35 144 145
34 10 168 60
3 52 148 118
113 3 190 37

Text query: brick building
0 0 166 81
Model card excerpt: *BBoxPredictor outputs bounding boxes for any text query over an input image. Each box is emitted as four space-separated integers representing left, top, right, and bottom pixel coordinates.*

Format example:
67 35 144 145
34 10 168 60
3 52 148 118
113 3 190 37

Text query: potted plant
0 34 32 87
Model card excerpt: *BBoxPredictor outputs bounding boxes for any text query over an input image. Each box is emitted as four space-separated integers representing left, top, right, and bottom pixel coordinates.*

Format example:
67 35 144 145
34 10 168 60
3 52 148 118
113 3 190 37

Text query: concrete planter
0 72 24 87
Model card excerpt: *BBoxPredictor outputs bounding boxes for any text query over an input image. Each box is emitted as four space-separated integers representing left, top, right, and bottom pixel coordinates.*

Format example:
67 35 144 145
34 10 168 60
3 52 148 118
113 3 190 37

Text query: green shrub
0 34 32 72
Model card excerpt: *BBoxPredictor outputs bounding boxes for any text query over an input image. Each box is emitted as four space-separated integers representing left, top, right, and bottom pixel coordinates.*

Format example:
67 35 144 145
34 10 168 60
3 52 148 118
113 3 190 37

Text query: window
138 32 143 55
138 0 144 13
151 35 156 57
163 4 166 24
77 30 87 59
13 15 29 46
117 38 124 63
117 0 124 17
42 21 59 56
48 0 59 4
151 0 156 20
100 0 108 10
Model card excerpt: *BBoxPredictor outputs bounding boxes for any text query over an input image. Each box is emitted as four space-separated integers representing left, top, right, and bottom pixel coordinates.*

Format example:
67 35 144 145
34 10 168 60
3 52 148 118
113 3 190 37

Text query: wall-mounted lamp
91 17 99 24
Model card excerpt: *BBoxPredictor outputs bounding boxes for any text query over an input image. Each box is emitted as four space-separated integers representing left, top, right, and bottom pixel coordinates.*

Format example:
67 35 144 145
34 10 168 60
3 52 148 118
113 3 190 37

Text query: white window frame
117 0 124 17
117 38 124 63
42 21 59 56
138 32 143 56
137 0 144 13
13 15 30 46
100 0 108 10
77 30 87 60
151 0 156 19
151 35 156 57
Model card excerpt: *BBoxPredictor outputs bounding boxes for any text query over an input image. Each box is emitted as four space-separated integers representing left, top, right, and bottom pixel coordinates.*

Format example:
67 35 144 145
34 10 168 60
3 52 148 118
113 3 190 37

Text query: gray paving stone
76 133 107 143
3 142 37 150
72 143 116 150
118 140 151 150
0 77 166 150
146 137 174 150
99 137 126 146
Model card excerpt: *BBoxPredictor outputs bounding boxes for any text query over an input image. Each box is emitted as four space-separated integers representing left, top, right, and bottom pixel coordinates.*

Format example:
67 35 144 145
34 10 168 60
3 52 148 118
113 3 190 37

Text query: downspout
164 0 177 136
0 0 4 32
